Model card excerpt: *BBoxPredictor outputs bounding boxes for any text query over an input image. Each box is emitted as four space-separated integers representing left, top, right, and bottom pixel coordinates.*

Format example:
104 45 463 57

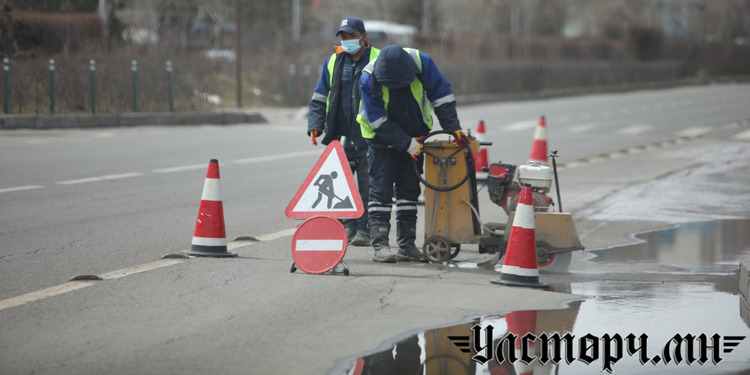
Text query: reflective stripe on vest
357 48 433 139
319 48 380 132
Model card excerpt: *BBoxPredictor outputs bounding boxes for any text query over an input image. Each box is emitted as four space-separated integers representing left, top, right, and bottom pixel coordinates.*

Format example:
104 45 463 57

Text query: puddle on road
589 219 750 274
332 219 750 374
333 283 750 375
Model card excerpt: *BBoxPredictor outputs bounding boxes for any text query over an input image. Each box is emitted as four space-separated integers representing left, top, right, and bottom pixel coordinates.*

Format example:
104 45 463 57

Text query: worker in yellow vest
308 17 380 247
357 45 469 263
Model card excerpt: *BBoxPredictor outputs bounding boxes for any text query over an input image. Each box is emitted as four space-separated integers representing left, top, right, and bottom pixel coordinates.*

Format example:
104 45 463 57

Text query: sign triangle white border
285 140 364 219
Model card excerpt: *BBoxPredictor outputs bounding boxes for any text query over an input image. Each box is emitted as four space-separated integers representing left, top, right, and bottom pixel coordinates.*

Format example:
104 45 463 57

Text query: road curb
742 256 750 299
741 256 750 328
0 111 266 129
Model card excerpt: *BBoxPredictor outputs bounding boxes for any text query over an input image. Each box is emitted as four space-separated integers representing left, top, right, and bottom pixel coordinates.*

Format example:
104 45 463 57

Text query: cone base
490 277 549 289
183 245 237 258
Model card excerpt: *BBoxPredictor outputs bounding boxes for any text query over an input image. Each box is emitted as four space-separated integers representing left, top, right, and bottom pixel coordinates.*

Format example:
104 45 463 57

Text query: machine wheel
536 244 572 273
423 236 454 263
448 244 461 260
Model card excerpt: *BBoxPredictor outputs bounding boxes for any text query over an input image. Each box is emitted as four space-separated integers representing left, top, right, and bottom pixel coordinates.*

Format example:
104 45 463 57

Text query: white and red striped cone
183 159 237 258
506 310 539 375
491 184 548 288
528 116 549 165
473 120 489 180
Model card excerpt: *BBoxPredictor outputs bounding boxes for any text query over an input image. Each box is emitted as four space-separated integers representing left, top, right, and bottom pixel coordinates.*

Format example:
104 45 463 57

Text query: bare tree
197 0 232 49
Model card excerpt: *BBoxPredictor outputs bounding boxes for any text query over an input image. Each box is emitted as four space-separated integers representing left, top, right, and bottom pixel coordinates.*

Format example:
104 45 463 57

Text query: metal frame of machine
416 130 584 271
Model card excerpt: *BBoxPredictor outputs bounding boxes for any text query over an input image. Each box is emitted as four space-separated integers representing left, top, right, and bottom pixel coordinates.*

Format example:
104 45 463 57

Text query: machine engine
487 161 554 214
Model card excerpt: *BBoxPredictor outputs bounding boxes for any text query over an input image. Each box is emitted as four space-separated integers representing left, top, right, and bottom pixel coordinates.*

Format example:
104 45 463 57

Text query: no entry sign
291 216 348 274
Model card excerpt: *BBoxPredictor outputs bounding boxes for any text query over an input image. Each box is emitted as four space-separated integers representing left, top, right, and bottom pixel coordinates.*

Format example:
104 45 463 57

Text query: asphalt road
1 82 749 374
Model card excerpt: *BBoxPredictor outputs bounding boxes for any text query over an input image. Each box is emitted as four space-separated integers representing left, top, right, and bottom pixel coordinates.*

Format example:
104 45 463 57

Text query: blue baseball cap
337 17 365 36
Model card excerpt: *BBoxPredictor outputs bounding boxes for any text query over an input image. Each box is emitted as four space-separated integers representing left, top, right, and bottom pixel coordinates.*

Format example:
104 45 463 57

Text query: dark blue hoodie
373 45 420 89
360 45 461 151
370 45 427 147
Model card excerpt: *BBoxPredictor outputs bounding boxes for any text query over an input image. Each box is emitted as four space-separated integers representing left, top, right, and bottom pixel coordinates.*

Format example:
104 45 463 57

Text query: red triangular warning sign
285 140 364 219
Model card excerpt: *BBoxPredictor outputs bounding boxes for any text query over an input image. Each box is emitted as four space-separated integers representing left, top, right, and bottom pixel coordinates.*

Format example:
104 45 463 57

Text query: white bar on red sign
295 240 344 251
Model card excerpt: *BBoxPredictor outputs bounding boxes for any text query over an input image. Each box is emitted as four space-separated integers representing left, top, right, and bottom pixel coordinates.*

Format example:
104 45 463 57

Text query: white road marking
0 281 97 311
4 150 319 193
56 172 144 185
99 259 183 280
0 227 298 311
153 164 207 173
256 228 297 241
501 120 538 131
255 125 300 132
569 123 598 133
678 126 712 138
734 129 750 140
231 149 320 164
0 185 43 194
616 124 653 135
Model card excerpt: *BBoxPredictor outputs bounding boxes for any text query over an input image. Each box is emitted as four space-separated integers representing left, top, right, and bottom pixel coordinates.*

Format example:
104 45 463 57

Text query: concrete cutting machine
415 130 584 272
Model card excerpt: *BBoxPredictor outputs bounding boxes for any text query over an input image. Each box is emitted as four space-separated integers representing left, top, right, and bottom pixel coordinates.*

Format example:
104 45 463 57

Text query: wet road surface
334 219 750 374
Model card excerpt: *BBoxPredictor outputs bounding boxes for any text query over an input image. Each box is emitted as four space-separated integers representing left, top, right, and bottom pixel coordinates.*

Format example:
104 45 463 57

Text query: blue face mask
341 37 362 54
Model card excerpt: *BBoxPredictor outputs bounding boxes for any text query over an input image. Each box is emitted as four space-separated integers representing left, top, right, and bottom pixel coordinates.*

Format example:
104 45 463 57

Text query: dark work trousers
345 146 369 232
367 146 422 225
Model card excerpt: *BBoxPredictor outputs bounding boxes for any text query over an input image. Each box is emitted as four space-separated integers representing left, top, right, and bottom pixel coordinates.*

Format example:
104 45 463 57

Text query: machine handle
413 130 474 192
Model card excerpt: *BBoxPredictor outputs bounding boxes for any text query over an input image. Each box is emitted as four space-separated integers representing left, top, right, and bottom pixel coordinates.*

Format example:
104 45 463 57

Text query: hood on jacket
373 45 419 89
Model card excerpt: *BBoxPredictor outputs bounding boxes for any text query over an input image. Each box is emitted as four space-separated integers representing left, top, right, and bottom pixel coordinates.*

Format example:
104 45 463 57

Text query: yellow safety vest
321 47 381 123
357 48 433 139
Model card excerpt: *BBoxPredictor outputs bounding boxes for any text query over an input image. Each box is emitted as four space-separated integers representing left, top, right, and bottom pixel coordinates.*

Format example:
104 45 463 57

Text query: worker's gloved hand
406 137 423 161
453 130 470 147
310 130 320 145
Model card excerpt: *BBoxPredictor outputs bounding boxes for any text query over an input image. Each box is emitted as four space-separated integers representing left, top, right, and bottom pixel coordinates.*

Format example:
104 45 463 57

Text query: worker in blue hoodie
357 45 469 263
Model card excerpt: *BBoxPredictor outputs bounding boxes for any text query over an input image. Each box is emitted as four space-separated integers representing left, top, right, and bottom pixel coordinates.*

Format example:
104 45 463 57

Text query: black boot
342 219 357 242
350 221 371 246
396 221 427 262
370 222 397 263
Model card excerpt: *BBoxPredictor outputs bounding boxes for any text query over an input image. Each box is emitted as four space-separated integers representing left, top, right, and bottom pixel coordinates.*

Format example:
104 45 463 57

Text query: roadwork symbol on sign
291 216 348 274
285 140 364 219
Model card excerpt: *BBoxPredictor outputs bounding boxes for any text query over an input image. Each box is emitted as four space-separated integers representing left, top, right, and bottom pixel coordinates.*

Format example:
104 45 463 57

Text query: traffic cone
506 310 539 374
474 120 489 180
182 159 237 258
491 184 548 288
528 116 548 165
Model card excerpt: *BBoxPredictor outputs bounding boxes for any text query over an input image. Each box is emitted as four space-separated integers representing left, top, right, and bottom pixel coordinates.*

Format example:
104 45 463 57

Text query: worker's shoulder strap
404 48 422 72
